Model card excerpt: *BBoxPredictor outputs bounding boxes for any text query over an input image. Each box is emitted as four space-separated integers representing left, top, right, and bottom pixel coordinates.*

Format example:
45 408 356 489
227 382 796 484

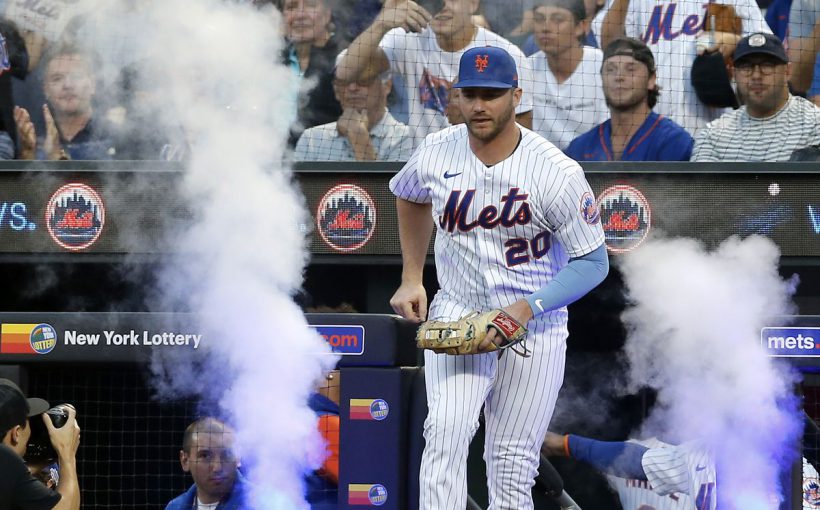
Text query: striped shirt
293 112 414 162
691 95 820 162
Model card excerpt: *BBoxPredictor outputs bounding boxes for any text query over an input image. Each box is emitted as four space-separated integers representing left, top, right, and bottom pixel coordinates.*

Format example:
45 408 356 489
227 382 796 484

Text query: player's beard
466 98 515 142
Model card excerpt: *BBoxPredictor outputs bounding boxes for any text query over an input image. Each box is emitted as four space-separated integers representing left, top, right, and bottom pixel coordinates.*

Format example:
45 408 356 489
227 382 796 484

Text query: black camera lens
46 407 68 428
24 406 68 464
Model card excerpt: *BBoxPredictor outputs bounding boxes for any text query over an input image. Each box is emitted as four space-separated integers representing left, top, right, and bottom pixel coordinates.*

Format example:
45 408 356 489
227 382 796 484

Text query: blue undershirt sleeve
567 434 649 480
524 243 609 316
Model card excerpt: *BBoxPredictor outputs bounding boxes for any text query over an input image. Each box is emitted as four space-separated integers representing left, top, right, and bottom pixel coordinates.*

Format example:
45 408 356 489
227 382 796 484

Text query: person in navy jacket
565 37 693 162
166 418 252 510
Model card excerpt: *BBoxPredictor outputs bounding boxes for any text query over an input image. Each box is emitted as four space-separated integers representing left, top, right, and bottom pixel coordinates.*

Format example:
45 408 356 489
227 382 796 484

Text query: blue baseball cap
453 46 518 89
733 32 788 64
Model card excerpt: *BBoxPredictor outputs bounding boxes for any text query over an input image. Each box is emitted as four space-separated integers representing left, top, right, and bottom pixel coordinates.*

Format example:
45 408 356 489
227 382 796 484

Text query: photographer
0 378 80 510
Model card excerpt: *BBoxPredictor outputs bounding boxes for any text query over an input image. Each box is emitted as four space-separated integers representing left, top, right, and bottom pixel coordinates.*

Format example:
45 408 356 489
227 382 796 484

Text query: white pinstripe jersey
388 124 605 323
641 441 717 510
608 439 694 510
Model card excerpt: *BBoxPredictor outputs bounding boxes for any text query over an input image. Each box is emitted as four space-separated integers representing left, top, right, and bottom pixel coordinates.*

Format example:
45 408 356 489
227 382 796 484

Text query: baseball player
597 0 771 133
543 431 716 509
389 46 608 509
565 36 693 161
607 438 694 510
336 0 534 147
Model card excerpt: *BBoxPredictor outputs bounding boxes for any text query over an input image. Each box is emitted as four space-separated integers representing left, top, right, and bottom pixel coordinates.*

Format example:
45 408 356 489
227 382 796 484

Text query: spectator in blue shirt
565 37 692 161
166 418 252 510
809 52 820 107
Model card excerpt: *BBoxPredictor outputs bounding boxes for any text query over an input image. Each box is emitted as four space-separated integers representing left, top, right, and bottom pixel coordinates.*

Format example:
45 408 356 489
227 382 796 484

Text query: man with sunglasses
691 32 820 162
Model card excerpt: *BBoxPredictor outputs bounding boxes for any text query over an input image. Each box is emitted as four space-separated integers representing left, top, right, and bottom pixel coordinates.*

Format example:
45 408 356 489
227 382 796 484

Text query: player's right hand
376 0 432 34
389 282 428 322
45 404 80 460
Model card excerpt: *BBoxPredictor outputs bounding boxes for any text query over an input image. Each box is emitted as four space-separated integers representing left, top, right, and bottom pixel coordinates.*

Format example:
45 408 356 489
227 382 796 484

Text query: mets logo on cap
46 183 105 251
475 54 489 72
454 46 518 89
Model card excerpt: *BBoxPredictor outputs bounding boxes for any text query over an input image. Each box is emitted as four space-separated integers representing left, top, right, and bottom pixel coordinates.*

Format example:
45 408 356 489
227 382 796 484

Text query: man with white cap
0 378 81 509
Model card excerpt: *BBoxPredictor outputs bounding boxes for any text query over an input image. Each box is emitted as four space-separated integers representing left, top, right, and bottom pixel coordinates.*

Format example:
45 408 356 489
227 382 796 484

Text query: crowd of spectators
0 0 816 162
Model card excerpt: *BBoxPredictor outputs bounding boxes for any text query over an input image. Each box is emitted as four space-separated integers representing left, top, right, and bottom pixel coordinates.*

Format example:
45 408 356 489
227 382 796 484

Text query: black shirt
0 444 61 510
283 34 346 147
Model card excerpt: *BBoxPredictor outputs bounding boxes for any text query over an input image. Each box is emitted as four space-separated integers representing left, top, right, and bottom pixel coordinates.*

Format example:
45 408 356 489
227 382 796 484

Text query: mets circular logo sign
370 399 389 421
46 183 105 251
317 184 376 252
597 185 651 254
30 324 57 354
368 484 388 506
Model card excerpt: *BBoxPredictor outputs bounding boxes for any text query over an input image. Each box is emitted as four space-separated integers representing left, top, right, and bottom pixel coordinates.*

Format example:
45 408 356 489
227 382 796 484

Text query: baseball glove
416 309 530 357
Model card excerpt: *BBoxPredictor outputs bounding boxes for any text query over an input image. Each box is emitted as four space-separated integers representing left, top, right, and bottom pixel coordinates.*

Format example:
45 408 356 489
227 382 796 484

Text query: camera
25 405 69 464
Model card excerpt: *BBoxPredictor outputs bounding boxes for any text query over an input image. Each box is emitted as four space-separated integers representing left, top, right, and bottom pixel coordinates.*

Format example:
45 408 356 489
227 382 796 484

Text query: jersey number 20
504 231 550 267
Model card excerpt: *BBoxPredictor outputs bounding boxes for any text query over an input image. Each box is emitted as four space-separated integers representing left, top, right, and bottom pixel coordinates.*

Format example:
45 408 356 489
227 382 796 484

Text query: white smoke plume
619 235 801 507
66 0 336 507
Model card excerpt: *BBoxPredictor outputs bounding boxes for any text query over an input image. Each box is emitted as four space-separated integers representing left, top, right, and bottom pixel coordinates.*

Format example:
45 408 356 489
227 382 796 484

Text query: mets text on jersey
438 187 531 233
641 3 707 44
438 187 555 267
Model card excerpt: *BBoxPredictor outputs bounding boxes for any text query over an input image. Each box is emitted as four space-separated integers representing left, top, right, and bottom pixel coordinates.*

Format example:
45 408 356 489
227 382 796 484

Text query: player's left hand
390 281 428 322
477 299 533 352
